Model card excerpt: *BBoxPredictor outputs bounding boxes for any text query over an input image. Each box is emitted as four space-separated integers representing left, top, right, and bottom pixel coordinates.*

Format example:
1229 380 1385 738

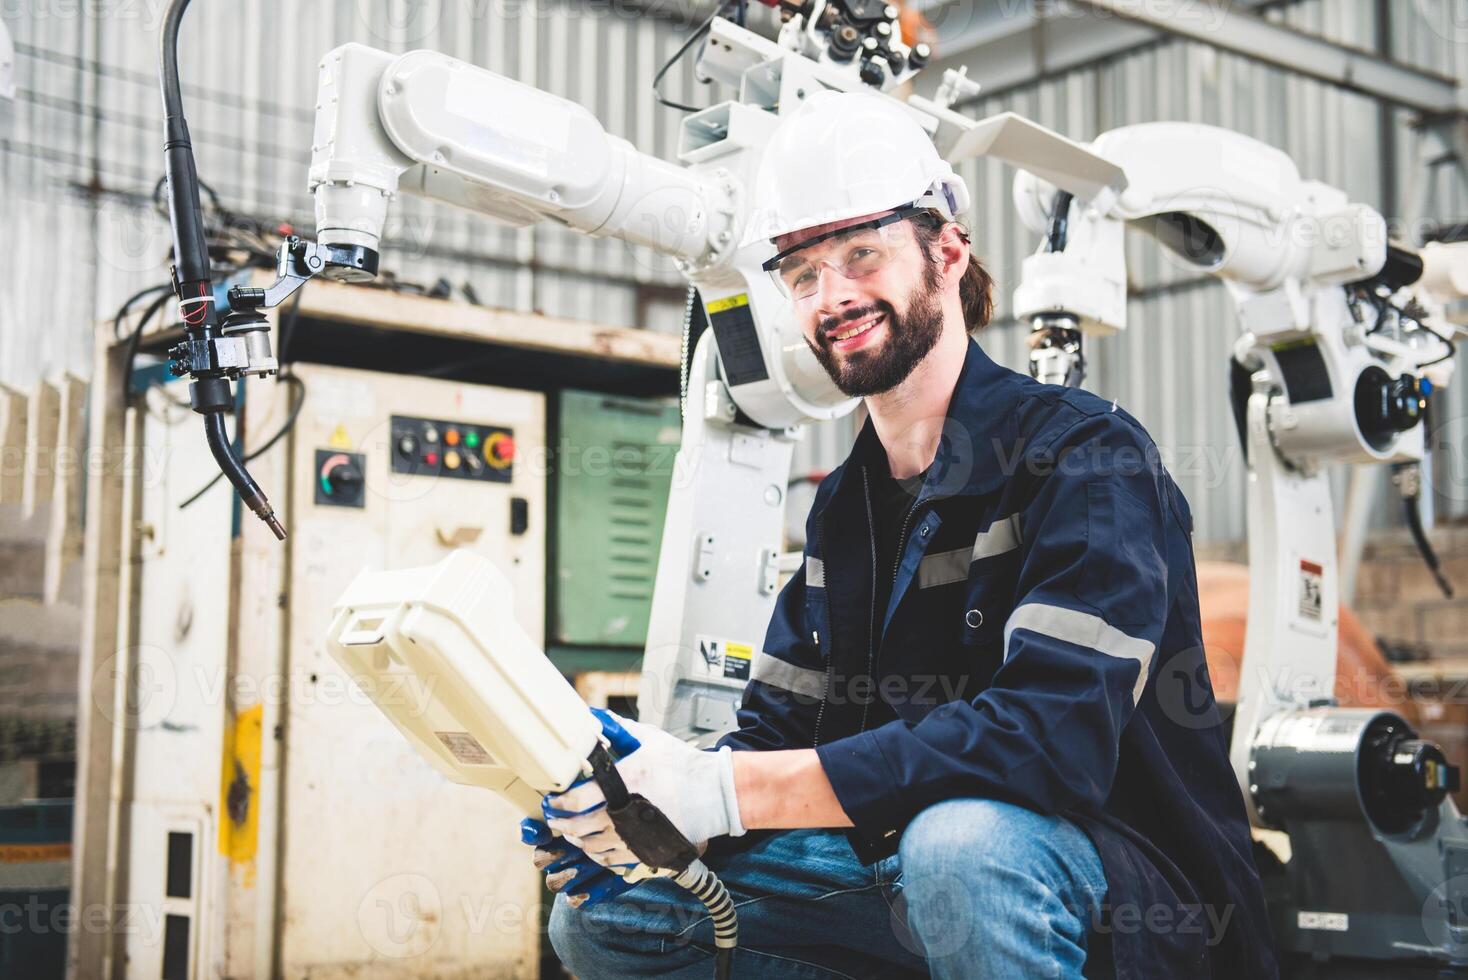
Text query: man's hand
545 711 745 868
520 817 637 909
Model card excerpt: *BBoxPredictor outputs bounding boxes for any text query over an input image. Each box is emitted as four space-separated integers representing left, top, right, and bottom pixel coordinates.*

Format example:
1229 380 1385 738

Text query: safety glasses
762 206 932 302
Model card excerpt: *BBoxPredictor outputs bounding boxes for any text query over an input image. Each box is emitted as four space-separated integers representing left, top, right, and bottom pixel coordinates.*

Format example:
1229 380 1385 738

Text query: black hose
113 283 172 341
158 0 283 540
1228 356 1253 464
1046 191 1073 253
652 0 733 113
123 290 176 400
160 0 212 293
1398 462 1454 598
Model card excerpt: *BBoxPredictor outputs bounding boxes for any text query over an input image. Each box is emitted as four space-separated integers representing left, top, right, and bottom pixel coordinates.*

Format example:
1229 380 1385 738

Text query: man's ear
937 223 970 287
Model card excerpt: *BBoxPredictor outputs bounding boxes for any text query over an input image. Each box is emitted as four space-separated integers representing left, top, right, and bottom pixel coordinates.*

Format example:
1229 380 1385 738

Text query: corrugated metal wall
2 0 1465 542
0 0 722 387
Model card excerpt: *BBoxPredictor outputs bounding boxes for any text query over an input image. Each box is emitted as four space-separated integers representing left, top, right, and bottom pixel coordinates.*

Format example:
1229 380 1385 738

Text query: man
532 91 1277 979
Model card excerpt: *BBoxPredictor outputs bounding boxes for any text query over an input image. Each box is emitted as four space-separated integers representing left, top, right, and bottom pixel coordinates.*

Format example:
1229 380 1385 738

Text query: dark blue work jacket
718 338 1277 979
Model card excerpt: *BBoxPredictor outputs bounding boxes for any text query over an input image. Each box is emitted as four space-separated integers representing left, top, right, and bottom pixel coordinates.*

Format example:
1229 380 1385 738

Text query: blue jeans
549 798 1108 979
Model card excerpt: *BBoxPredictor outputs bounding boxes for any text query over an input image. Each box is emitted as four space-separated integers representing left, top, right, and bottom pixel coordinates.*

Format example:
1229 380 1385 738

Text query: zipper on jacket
811 509 836 748
859 467 879 734
866 471 920 733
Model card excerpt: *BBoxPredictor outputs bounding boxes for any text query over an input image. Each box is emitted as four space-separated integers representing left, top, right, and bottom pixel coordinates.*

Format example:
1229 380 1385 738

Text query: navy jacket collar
835 336 1027 502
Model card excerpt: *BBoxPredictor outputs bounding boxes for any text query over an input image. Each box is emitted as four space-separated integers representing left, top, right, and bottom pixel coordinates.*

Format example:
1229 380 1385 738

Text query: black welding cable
1046 191 1073 253
123 290 176 400
159 0 283 539
652 0 734 113
1397 459 1454 599
113 283 172 341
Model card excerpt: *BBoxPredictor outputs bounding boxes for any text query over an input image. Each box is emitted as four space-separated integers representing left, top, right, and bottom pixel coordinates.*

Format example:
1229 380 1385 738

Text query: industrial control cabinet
115 363 546 979
551 390 680 659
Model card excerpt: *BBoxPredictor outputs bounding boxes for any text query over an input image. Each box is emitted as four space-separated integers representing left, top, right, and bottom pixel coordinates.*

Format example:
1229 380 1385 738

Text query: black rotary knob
327 460 363 494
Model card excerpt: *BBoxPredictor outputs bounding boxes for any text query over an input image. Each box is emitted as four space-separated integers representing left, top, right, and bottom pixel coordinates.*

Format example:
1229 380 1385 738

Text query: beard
806 261 945 398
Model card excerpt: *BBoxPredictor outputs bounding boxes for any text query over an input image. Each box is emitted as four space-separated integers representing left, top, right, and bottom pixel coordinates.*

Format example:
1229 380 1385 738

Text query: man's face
773 211 946 398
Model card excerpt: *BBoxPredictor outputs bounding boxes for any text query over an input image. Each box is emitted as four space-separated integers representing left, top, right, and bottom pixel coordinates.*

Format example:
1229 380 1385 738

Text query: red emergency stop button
485 433 515 468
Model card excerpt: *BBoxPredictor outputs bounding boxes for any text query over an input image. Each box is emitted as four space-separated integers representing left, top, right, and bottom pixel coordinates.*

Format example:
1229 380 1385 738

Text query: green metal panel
553 390 680 648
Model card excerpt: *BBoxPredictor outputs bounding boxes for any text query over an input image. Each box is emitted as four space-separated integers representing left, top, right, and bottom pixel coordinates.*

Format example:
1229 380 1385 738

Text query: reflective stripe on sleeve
1002 603 1155 706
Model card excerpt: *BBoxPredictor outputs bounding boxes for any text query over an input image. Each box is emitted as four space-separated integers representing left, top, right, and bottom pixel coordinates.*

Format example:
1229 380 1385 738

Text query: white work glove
544 711 745 868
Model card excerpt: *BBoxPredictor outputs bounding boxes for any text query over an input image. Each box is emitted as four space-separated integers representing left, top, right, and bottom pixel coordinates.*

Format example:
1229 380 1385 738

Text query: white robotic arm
310 44 735 276
1011 122 1447 463
1007 121 1468 967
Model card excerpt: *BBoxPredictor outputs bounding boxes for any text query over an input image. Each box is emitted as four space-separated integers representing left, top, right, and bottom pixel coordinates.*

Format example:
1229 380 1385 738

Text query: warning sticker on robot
698 635 724 669
1298 559 1324 621
434 731 493 766
696 635 752 681
723 642 752 681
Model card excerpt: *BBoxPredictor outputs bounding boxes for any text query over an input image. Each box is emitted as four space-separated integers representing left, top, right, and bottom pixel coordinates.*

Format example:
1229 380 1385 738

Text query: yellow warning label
0 843 70 863
705 294 750 314
722 641 752 681
328 424 352 449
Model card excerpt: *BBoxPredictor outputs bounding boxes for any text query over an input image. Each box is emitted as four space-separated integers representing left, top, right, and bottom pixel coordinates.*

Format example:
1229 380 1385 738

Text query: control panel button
485 433 515 467
390 415 513 483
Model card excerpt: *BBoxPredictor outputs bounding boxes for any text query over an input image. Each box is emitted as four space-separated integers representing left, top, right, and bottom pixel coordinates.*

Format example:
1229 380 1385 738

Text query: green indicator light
466 431 480 448
320 475 333 496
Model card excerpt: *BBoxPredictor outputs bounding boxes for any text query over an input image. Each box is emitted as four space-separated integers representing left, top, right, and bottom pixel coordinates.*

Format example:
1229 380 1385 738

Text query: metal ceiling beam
1063 0 1459 114
921 0 1277 104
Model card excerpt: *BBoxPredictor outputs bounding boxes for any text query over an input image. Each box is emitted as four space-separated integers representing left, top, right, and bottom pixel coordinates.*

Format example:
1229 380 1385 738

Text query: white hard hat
740 90 970 249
